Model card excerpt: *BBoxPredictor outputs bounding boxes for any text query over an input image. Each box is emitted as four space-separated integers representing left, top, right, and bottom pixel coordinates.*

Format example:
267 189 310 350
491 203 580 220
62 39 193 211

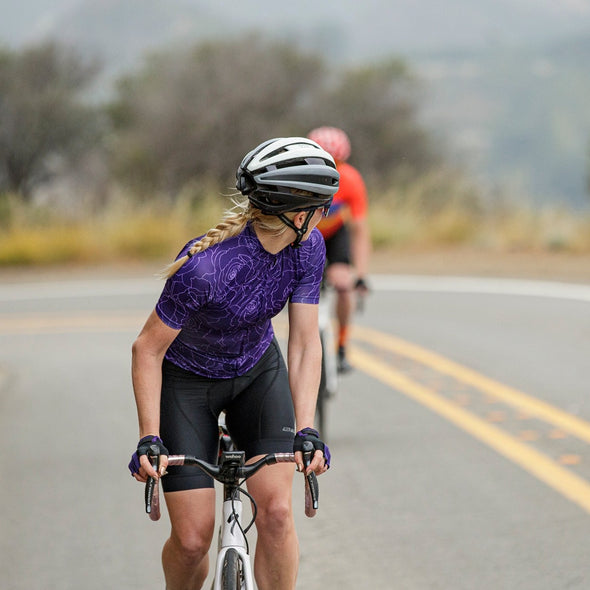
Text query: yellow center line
349 345 590 515
5 310 590 513
352 324 590 445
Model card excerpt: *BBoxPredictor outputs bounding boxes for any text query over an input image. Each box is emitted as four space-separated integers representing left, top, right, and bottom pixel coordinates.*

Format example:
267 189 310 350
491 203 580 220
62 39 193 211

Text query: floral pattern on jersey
156 224 325 378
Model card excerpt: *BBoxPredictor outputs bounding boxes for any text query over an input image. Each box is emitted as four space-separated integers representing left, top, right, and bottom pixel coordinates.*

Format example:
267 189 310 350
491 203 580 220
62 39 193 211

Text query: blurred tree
109 37 324 196
302 59 440 190
0 42 102 198
109 38 441 198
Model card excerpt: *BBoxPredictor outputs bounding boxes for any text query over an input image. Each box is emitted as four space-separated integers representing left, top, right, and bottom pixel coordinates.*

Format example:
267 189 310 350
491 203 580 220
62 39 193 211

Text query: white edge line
370 275 590 303
0 279 163 302
0 275 590 303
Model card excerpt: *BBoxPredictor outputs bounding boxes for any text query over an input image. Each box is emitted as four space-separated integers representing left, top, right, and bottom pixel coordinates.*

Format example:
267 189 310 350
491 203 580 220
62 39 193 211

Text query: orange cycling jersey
317 161 367 240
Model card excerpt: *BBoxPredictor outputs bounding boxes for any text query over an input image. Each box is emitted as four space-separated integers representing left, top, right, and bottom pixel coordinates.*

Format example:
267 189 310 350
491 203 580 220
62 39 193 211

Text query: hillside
1 0 589 207
415 33 590 207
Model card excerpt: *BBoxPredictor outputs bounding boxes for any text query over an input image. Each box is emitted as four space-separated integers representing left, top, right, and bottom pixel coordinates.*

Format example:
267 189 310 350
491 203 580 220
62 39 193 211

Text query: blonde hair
159 197 295 279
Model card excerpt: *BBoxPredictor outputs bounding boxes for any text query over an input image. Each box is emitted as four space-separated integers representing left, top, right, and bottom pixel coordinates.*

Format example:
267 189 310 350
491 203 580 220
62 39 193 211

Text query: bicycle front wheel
221 548 242 590
317 326 336 439
316 381 327 438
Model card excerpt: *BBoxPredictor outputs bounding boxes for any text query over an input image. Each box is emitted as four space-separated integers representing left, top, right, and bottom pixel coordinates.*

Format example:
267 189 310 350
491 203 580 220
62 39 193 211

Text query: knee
169 522 214 565
332 274 354 295
256 499 294 540
327 264 353 293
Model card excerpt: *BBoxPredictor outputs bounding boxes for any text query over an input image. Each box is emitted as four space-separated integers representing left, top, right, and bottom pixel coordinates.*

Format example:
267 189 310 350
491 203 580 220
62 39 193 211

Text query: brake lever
302 440 319 517
145 444 162 521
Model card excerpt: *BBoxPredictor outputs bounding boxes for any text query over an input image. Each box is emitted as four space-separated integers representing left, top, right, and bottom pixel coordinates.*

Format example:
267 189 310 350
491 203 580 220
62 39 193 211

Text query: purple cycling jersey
156 223 326 378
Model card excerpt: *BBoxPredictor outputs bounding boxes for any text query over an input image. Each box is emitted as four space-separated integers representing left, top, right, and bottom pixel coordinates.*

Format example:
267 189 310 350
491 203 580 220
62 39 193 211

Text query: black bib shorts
324 224 351 265
159 338 296 492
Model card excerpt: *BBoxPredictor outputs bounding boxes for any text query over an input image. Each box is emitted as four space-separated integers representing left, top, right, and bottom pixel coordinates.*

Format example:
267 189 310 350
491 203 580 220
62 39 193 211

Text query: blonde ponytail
158 197 294 279
158 216 247 280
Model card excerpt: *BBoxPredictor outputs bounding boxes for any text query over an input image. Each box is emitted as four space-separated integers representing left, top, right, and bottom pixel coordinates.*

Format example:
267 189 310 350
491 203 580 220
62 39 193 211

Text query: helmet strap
279 210 316 248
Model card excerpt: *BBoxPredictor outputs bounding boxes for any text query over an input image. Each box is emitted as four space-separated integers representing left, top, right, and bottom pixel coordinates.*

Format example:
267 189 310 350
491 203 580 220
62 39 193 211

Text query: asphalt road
1 272 590 590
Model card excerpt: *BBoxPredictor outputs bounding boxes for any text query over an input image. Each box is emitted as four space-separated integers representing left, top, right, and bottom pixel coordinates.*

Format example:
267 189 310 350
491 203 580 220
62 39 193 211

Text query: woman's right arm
131 309 180 479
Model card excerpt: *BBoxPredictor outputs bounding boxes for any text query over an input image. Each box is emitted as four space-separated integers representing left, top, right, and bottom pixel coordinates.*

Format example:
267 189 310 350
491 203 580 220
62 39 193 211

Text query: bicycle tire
315 393 326 438
221 548 242 590
316 327 334 438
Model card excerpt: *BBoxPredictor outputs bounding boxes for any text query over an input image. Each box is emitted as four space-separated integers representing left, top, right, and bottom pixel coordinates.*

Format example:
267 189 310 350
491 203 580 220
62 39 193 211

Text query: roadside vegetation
1 38 589 267
1 182 588 268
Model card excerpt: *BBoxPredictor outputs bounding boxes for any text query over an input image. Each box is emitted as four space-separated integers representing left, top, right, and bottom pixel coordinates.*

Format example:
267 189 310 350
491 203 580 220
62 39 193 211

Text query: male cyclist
307 126 371 373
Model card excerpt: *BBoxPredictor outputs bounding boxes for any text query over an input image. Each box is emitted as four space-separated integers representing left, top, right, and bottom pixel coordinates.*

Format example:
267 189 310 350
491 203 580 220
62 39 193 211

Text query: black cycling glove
293 427 331 468
128 435 169 476
355 277 369 292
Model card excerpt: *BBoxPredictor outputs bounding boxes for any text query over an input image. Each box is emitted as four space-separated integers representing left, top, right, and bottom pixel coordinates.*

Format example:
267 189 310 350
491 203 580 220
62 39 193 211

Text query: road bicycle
143 421 319 590
316 275 368 438
316 279 339 438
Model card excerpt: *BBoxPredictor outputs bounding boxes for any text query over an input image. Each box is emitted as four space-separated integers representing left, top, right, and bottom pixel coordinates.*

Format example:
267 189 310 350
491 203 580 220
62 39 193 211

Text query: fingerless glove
293 427 331 468
128 435 169 476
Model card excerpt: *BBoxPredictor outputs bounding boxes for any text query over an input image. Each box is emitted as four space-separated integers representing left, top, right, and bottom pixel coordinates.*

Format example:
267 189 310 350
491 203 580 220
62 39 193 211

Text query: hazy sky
1 0 589 54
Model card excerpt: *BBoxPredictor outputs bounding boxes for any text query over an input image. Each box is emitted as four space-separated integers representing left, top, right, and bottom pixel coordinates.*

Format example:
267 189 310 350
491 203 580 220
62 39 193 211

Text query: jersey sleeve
289 229 326 305
155 259 211 330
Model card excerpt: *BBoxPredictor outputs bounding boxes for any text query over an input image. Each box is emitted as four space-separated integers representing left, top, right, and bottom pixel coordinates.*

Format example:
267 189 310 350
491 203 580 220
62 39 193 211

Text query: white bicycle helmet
236 137 339 215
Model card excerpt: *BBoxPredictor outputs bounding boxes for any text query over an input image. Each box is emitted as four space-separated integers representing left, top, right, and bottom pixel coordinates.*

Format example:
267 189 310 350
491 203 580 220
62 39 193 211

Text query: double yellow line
350 325 590 515
4 311 590 513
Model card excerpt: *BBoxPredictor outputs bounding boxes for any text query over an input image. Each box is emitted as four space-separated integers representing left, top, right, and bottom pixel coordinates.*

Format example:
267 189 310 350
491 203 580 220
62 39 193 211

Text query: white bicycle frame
145 419 318 590
209 412 252 589
212 493 253 589
319 284 338 397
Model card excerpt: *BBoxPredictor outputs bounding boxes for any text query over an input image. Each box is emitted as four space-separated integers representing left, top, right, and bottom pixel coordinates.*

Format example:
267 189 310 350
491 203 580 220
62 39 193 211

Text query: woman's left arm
287 301 329 474
287 301 322 431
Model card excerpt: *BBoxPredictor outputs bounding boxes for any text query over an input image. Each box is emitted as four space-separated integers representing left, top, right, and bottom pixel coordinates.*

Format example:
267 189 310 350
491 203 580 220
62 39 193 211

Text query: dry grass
0 192 226 266
1 184 589 268
370 177 590 255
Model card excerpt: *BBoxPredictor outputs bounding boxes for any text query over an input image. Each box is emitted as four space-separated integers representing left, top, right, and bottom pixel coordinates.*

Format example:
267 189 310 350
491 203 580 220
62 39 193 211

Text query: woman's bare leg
246 462 298 590
162 488 216 590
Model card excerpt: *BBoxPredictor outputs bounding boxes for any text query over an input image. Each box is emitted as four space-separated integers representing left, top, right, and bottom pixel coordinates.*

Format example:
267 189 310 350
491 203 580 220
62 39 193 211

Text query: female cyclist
128 137 337 590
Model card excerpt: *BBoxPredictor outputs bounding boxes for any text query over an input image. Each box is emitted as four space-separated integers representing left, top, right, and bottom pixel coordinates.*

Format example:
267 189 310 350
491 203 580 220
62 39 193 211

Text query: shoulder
307 227 326 252
338 162 366 188
181 229 247 269
169 235 222 290
285 227 325 264
336 162 367 215
299 228 326 265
